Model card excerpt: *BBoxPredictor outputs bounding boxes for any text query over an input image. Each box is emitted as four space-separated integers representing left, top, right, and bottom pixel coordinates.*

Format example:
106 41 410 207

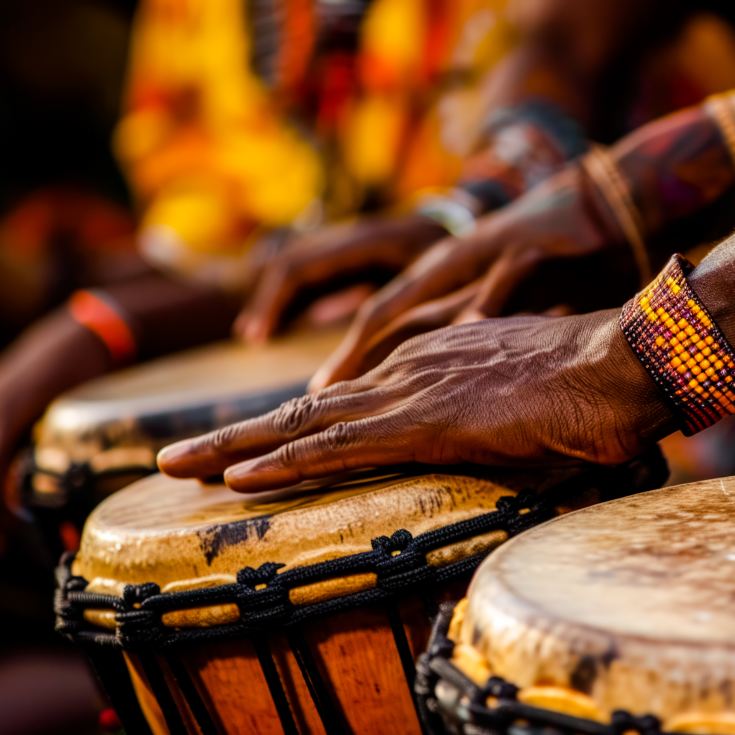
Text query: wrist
460 99 588 215
580 310 677 458
687 240 735 343
413 197 477 239
406 214 456 239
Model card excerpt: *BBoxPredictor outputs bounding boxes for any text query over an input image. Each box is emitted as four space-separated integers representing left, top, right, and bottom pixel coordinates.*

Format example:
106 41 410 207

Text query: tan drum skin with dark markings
447 477 735 733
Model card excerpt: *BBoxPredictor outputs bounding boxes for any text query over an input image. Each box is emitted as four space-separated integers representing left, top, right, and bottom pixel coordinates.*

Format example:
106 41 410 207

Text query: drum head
31 329 344 481
457 477 735 725
65 460 655 636
74 469 526 594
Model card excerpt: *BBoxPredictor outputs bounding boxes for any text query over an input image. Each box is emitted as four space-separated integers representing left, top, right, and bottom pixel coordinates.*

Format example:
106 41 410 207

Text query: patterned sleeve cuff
620 254 735 435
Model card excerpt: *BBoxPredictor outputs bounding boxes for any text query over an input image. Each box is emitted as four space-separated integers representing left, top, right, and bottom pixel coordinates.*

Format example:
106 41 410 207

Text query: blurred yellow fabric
115 0 515 286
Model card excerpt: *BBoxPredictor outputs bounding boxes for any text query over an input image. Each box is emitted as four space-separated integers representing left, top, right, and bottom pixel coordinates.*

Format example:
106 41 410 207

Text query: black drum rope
55 489 550 649
415 603 706 735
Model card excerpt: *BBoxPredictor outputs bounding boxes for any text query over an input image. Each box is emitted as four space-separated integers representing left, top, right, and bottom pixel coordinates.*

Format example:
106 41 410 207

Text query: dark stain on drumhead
570 644 618 694
570 655 598 694
198 516 272 564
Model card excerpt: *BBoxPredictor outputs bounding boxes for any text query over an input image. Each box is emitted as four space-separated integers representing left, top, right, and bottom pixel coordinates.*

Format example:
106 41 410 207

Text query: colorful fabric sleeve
620 254 735 435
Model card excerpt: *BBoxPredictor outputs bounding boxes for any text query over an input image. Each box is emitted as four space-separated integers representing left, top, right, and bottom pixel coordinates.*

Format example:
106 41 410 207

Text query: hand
158 309 673 493
309 166 635 389
235 214 447 342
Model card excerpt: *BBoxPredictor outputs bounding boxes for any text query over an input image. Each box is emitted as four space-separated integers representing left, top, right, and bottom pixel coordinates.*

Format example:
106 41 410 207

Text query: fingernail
157 440 190 470
307 368 329 392
244 323 259 342
223 460 256 488
454 309 484 325
309 355 343 391
246 321 269 344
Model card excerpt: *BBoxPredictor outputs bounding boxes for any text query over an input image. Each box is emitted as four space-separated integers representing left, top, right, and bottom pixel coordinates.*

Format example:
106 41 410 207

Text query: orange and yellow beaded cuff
620 255 735 435
68 290 137 365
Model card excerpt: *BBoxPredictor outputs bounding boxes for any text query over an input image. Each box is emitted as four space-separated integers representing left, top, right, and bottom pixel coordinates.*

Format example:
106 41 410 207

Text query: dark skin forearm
601 103 735 260
689 234 735 340
451 45 593 215
311 96 735 387
0 274 237 465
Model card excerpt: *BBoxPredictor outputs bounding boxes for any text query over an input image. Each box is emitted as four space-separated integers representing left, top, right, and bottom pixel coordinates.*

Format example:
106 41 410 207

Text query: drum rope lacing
55 489 551 648
415 603 707 735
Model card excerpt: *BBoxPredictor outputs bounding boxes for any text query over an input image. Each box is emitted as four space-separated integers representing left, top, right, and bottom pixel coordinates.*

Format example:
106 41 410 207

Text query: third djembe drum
54 457 661 735
417 477 735 734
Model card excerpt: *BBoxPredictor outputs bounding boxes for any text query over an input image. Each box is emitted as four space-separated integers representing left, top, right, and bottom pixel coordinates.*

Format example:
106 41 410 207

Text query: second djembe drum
21 329 343 552
55 458 660 735
417 477 735 734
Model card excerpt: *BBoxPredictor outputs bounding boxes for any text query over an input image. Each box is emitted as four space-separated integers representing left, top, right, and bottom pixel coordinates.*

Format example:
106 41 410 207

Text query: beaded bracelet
620 254 735 435
582 144 653 286
68 290 138 365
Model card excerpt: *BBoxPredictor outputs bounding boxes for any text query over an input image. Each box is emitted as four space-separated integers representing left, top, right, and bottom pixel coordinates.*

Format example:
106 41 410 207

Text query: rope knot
120 583 160 609
611 710 661 735
371 529 413 555
480 676 518 702
63 462 95 495
236 562 284 589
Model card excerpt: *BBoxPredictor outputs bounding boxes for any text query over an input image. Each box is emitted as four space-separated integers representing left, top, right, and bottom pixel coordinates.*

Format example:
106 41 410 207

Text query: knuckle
323 421 357 452
207 423 242 452
272 394 318 435
278 440 300 465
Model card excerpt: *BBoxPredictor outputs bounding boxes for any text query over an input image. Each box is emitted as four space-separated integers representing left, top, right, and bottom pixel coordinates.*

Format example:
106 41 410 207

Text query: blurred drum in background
417 477 735 734
20 329 344 554
55 455 664 735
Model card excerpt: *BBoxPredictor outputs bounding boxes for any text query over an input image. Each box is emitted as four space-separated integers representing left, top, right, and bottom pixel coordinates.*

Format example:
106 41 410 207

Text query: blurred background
2 1 735 733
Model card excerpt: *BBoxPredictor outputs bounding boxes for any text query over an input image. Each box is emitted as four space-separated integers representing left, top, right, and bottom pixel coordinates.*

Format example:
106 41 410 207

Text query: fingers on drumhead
157 387 384 478
223 417 411 492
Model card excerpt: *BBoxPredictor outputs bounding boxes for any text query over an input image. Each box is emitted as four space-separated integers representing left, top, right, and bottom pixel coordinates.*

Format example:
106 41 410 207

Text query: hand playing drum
56 457 661 734
159 238 735 495
307 93 735 389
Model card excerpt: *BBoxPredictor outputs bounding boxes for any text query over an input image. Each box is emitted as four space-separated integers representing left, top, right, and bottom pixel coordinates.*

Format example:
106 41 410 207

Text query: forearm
612 99 735 236
0 311 111 455
451 0 687 213
451 47 592 217
476 96 735 287
0 275 237 457
687 235 735 341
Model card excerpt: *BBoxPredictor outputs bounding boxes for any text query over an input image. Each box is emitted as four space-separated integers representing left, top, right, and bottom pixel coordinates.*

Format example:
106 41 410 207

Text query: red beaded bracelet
620 254 735 435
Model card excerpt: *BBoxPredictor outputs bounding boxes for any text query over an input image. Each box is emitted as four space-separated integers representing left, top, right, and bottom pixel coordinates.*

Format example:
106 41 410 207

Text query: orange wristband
68 290 137 364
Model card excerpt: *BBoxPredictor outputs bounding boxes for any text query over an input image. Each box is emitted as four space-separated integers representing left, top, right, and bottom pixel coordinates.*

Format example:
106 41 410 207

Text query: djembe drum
54 458 664 735
417 477 735 735
21 329 343 552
